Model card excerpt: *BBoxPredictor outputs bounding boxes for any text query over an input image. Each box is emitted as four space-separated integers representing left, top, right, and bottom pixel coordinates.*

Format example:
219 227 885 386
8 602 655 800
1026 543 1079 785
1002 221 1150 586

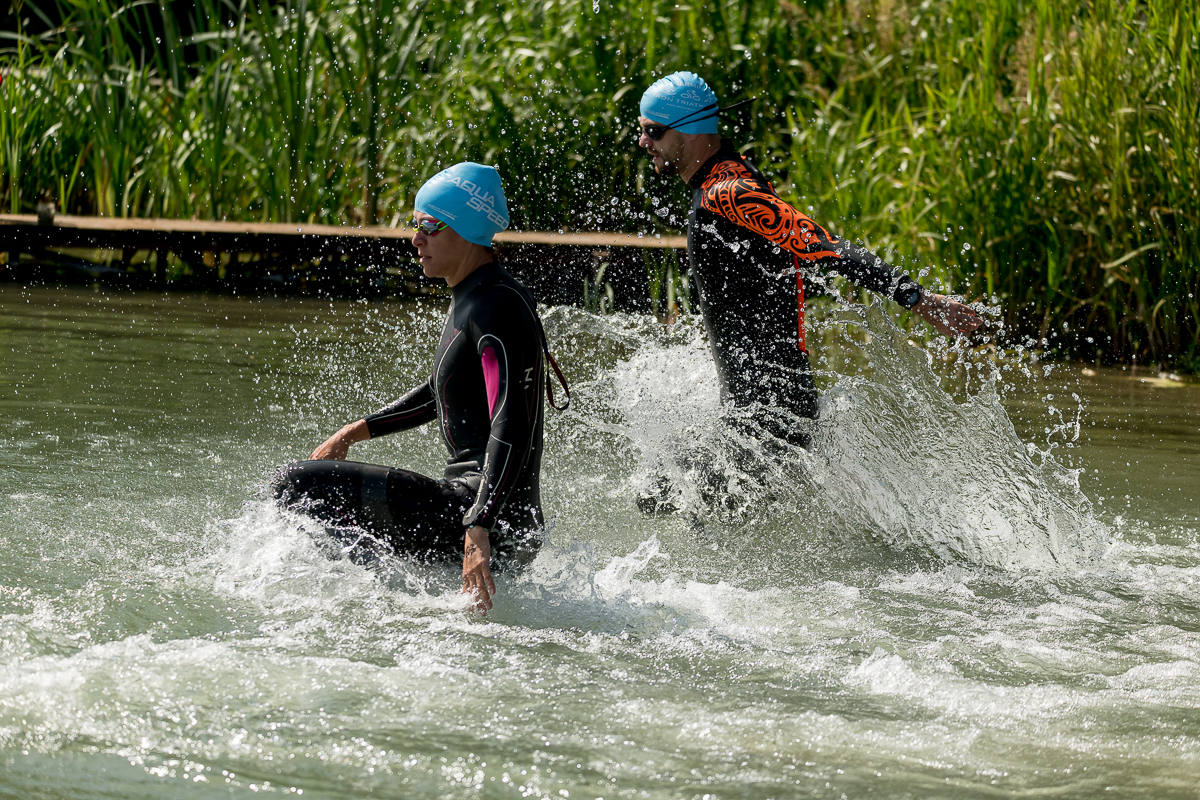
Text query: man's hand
462 525 496 613
912 292 982 336
310 419 370 461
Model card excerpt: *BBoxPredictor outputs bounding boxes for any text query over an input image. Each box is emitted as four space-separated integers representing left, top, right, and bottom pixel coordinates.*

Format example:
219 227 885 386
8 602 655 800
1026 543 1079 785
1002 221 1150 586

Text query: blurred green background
1 0 1197 367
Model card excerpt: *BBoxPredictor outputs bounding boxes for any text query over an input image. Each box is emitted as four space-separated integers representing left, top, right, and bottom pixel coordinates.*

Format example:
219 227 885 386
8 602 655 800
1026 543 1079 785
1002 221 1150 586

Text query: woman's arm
309 419 370 460
362 380 437 437
309 380 439 461
461 308 543 533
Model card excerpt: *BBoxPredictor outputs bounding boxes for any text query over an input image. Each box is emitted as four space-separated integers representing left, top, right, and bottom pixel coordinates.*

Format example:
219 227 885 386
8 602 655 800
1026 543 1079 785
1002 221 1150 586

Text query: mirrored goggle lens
639 124 669 141
414 219 448 235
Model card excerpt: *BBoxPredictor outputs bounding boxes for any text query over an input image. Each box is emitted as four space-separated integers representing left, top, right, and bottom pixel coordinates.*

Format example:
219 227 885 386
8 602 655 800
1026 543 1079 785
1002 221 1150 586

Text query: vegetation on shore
1 0 1197 367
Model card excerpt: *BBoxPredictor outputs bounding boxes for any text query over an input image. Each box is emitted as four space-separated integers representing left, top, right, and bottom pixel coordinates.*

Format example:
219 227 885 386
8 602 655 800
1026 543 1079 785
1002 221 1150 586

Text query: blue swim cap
414 162 510 247
639 71 719 135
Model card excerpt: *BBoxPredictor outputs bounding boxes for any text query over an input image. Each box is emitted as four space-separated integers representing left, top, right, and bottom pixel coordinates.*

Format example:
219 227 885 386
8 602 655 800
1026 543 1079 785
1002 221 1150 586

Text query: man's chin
653 158 677 177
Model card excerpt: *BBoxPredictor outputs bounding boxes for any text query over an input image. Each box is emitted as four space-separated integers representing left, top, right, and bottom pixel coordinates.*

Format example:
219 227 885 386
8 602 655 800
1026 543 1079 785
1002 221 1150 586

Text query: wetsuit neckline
451 261 501 300
688 138 743 189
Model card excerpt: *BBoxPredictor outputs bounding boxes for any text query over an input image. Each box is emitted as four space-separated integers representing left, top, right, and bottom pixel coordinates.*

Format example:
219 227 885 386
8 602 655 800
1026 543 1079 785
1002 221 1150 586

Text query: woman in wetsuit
273 162 552 612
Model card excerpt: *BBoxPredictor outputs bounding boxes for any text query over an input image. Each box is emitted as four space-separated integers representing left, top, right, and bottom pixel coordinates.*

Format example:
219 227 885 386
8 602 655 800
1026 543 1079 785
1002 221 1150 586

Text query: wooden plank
0 214 686 249
494 230 686 248
0 214 412 240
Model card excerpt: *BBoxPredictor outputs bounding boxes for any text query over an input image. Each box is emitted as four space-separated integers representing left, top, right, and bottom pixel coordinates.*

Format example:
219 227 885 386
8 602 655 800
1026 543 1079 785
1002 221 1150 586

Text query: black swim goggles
638 97 757 140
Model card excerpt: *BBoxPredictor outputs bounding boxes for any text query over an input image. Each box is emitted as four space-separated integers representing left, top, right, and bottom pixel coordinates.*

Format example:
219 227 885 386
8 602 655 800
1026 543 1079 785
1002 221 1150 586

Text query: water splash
5 287 1197 799
547 301 1109 573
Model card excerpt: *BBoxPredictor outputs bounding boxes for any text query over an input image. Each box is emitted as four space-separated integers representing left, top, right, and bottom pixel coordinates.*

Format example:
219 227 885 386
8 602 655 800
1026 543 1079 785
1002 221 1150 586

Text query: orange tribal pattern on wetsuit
699 159 844 262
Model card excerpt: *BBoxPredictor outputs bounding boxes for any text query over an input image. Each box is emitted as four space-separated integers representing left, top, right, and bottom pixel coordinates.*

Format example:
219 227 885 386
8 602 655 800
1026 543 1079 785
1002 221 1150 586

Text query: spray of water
540 301 1108 580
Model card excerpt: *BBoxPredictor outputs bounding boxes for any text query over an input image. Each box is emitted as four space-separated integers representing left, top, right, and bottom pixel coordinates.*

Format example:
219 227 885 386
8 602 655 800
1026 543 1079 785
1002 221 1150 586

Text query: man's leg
636 372 817 516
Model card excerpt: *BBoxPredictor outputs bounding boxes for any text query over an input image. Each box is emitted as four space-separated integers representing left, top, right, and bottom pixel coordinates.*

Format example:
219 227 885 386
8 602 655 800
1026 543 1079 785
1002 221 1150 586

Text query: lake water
2 285 1198 799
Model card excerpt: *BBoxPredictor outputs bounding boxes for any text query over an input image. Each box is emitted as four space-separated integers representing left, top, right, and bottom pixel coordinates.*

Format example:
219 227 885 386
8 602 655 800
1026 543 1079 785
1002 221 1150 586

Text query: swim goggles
413 218 449 236
638 97 757 140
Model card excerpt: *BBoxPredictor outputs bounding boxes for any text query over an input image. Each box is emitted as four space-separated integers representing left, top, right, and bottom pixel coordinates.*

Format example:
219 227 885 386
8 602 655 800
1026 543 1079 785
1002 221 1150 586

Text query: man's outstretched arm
831 239 981 336
699 171 981 335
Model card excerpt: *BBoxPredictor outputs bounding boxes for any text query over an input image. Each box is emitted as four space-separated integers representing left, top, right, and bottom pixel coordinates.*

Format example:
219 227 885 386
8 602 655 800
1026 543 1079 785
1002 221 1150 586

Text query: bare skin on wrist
309 419 370 461
911 290 983 337
462 525 495 613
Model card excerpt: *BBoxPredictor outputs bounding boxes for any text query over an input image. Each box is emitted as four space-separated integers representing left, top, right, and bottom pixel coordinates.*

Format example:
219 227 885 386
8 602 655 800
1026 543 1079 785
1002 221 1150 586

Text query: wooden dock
0 213 687 309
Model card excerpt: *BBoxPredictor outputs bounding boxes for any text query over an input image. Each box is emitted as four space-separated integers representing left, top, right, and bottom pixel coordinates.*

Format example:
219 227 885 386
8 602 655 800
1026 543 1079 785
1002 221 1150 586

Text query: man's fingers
953 308 982 333
926 297 983 336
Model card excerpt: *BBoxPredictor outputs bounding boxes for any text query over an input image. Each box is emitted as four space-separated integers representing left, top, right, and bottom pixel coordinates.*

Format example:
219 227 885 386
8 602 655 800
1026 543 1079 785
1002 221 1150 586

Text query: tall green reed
322 0 428 225
1 0 1196 365
177 0 246 221
44 0 167 217
0 1 49 215
0 30 32 214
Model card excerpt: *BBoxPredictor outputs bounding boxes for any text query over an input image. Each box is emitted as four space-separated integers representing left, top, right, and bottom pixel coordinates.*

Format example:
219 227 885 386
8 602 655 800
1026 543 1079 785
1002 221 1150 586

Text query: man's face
638 116 687 177
412 211 473 280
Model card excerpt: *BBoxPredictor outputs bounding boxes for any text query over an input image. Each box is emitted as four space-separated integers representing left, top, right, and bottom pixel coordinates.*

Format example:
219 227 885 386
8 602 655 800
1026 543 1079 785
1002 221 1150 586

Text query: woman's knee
271 460 351 507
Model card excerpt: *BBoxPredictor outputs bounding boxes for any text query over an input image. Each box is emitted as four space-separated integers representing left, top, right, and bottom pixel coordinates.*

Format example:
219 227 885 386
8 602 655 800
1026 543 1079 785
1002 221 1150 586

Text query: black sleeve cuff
894 280 922 309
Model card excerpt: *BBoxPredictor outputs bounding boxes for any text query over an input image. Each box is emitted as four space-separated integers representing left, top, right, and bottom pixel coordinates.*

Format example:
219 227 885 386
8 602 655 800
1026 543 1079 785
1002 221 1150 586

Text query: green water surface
2 285 1198 800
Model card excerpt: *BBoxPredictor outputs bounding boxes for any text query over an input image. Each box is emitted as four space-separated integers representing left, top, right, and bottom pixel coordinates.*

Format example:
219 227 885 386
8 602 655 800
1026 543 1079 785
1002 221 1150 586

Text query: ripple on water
2 287 1198 798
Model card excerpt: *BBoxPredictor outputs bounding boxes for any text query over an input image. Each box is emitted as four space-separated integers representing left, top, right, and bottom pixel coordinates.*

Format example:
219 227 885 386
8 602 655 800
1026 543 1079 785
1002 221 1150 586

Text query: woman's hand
912 292 982 337
309 419 370 461
462 525 496 613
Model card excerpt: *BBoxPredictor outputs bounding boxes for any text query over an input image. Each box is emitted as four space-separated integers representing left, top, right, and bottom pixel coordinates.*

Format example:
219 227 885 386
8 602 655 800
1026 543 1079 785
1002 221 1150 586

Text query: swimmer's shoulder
473 266 541 331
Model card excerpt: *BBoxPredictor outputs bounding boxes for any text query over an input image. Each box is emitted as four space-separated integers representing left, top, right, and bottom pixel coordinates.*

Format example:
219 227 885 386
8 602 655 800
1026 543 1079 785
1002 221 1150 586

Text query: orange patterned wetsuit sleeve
699 159 845 263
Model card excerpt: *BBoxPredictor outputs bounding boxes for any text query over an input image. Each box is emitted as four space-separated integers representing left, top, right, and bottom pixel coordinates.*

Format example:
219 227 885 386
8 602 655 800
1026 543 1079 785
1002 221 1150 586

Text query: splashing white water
548 301 1109 572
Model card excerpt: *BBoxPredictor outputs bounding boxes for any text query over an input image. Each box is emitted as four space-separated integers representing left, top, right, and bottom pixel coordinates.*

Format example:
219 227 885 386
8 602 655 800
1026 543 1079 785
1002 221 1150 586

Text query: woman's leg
272 460 467 563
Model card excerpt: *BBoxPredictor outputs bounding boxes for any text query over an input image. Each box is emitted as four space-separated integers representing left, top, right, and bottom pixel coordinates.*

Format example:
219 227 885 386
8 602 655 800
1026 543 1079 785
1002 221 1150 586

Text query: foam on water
560 301 1109 573
3 287 1199 798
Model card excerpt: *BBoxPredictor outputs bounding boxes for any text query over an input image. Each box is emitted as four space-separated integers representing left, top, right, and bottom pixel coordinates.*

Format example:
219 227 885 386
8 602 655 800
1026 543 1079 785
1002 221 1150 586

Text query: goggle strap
663 100 718 129
662 96 757 130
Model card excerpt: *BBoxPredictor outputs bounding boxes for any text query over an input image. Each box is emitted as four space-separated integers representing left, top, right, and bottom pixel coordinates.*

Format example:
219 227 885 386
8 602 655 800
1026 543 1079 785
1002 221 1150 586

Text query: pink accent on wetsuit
481 346 500 418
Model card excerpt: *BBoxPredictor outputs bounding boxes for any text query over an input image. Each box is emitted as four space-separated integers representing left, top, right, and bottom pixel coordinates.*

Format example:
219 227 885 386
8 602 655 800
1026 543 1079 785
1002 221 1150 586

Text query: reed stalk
1 0 1196 367
0 3 42 214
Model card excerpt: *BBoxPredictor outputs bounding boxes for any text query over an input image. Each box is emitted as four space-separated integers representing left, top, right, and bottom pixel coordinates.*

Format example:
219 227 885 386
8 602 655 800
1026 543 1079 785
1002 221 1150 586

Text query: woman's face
412 211 477 283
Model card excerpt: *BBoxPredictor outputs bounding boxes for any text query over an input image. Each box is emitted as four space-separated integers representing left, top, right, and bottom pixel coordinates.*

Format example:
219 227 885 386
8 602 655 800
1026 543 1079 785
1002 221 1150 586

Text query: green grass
1 0 1197 367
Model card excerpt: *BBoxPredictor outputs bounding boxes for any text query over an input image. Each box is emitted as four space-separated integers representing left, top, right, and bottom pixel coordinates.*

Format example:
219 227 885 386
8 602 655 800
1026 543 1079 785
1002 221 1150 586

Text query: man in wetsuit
636 72 981 443
273 162 550 612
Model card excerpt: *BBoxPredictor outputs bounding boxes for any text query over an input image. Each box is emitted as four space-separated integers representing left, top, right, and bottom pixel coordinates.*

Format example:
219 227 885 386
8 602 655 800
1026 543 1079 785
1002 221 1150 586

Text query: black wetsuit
273 262 547 564
687 140 922 439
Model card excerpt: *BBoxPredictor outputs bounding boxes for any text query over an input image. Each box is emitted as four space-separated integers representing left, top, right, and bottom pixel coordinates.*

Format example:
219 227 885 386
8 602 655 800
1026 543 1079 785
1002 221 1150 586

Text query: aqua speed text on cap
414 162 510 247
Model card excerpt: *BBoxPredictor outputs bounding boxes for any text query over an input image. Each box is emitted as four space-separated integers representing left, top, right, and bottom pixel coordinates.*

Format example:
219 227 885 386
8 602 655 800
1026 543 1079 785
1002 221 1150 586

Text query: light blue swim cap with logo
639 71 720 135
414 162 510 247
